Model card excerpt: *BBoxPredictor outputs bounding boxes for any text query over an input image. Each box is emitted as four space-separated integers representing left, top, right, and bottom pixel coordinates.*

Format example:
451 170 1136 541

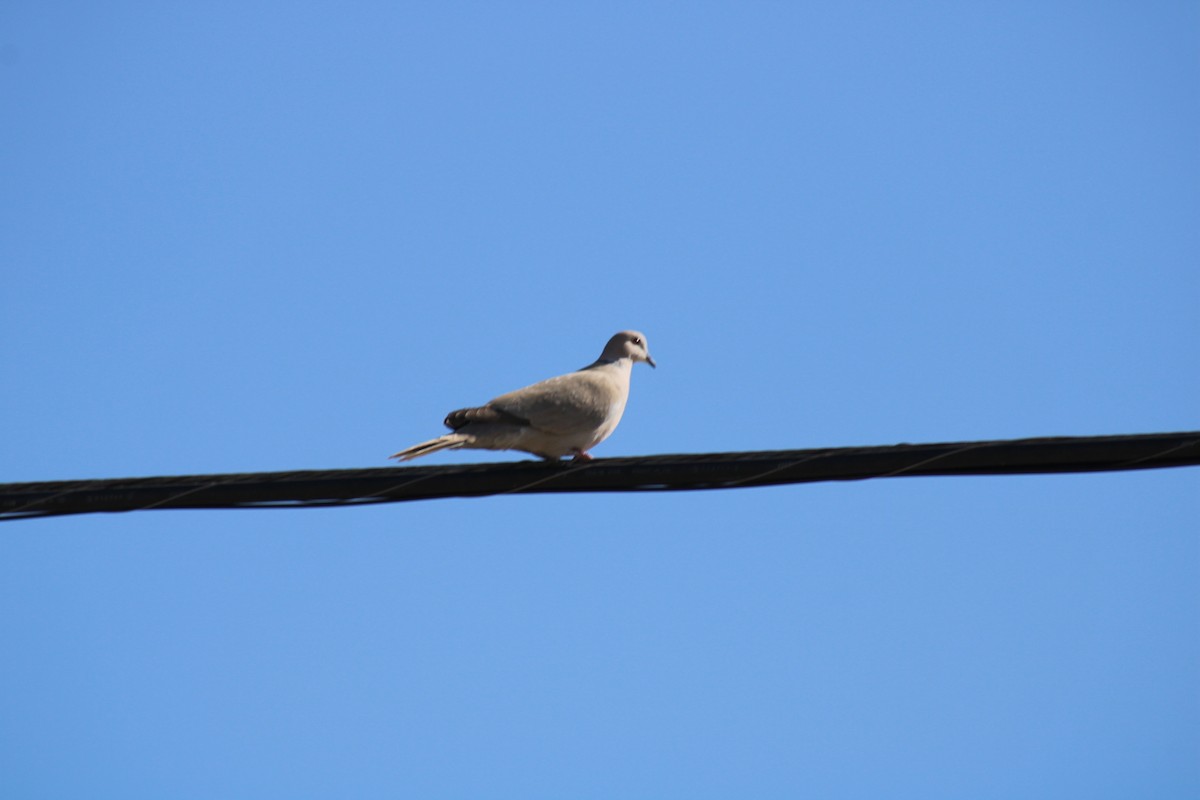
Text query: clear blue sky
2 2 1198 796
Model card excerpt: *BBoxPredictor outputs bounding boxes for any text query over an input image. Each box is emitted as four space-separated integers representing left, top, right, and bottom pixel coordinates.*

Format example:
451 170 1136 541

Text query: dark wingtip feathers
444 405 531 431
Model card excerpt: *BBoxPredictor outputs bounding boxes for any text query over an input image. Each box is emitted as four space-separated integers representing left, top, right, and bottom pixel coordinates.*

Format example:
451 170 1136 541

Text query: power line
1 431 1197 521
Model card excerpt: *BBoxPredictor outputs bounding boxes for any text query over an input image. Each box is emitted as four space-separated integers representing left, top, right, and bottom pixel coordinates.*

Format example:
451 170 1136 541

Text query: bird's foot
570 449 593 462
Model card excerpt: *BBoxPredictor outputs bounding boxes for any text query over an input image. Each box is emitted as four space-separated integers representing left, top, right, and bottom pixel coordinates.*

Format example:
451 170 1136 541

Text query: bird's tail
389 433 470 462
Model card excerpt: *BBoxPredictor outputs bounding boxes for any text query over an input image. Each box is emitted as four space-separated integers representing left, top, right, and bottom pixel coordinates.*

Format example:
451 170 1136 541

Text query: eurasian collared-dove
390 330 655 462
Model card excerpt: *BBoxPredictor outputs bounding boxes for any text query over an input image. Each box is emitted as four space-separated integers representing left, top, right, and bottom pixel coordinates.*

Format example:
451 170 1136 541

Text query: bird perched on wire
390 330 656 462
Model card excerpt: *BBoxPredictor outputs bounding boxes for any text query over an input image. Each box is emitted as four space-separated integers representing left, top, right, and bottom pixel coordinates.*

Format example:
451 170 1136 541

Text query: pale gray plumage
390 331 655 462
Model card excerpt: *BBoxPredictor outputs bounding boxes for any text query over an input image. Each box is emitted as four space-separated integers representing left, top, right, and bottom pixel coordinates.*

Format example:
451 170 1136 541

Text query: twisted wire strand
2 431 1197 520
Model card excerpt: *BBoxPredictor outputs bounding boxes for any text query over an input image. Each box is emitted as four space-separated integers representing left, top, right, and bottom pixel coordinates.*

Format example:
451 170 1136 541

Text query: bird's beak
646 355 657 368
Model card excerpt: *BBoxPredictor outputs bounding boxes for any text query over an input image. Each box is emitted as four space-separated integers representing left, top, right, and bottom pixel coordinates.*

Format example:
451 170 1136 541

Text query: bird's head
603 330 656 368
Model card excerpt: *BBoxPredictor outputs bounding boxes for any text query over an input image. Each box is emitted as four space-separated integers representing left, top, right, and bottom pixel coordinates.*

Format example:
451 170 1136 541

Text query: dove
390 330 655 462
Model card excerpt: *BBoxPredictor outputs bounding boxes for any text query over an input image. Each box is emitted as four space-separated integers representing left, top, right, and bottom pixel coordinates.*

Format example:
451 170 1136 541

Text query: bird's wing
488 369 624 436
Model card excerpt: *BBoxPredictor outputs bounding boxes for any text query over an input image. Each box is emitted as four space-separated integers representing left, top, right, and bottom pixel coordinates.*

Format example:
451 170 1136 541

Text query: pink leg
570 449 593 462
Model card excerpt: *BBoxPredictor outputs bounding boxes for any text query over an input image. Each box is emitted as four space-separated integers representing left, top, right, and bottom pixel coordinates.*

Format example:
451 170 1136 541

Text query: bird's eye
632 337 642 345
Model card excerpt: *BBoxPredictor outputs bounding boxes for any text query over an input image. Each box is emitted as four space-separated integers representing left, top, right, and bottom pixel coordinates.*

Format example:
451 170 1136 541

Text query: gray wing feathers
489 370 622 435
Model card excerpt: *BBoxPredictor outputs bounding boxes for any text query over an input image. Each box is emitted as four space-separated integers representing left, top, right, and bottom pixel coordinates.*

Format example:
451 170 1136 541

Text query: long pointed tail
389 433 470 462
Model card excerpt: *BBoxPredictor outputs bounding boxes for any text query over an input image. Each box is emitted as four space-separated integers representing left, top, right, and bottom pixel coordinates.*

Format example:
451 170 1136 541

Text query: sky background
2 2 1198 797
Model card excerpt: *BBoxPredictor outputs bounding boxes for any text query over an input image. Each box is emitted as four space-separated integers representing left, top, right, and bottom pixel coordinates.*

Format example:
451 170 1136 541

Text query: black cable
1 431 1197 521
